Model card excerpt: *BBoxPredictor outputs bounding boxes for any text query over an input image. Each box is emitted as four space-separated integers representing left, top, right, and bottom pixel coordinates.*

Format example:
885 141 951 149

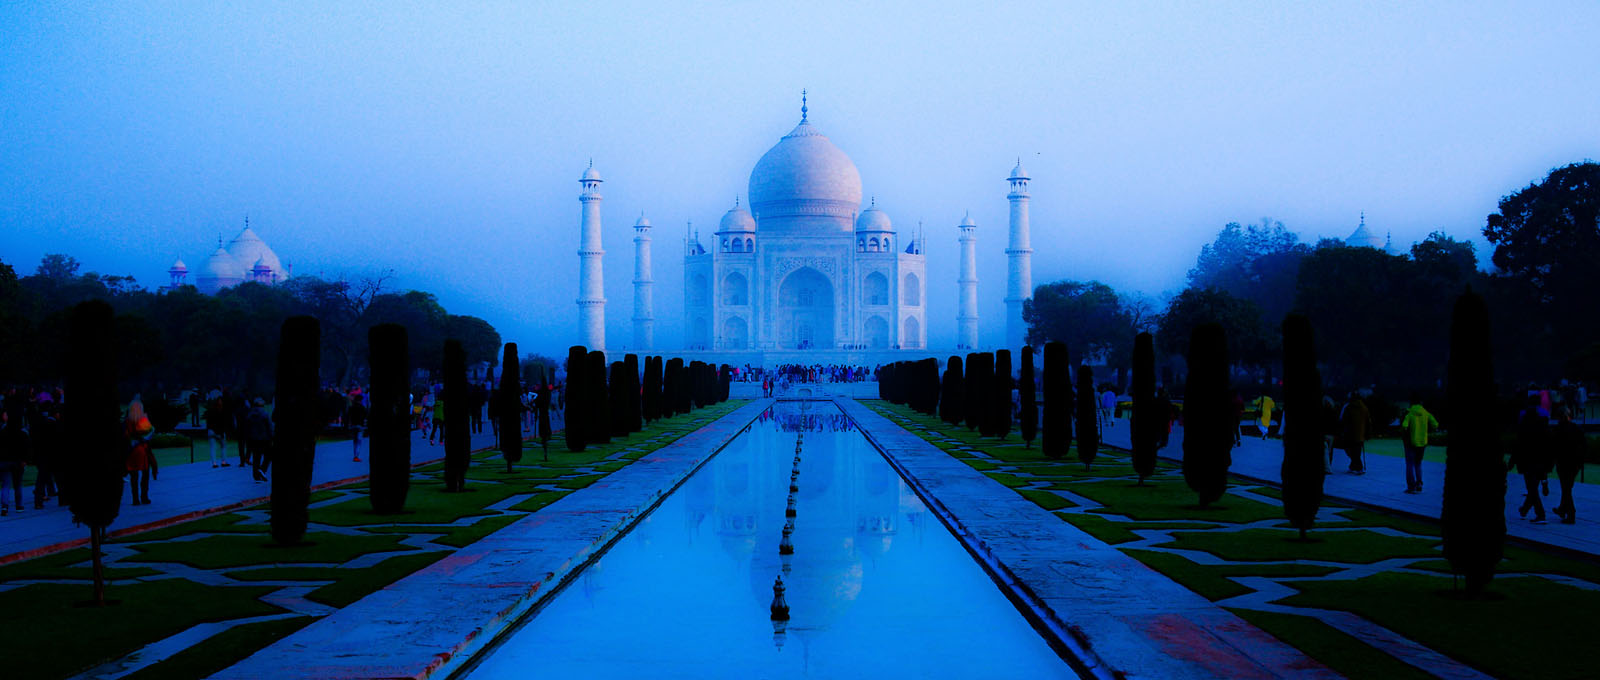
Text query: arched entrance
778 267 834 350
864 316 888 350
903 316 921 349
722 316 749 349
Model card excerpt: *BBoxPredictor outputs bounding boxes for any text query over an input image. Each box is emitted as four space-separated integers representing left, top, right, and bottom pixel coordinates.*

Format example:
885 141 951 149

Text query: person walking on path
0 411 29 515
1231 391 1246 448
348 397 368 462
1399 394 1439 494
245 398 274 483
1099 386 1117 429
30 404 62 508
429 392 446 445
125 397 157 505
1509 396 1553 524
206 392 232 468
1321 395 1339 473
1552 406 1585 524
1338 393 1372 474
188 389 202 427
1253 393 1276 439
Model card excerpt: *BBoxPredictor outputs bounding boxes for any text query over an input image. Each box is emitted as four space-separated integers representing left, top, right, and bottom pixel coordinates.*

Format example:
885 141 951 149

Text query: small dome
201 247 242 280
959 212 976 227
720 205 756 232
169 257 187 272
1345 213 1384 249
252 256 271 271
855 203 892 232
1009 160 1029 180
634 214 652 228
582 164 602 182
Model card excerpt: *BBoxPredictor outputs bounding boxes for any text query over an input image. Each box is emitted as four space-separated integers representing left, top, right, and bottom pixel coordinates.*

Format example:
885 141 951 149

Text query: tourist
188 388 202 427
1509 395 1552 524
348 396 368 462
1320 395 1339 473
430 391 447 445
245 398 273 482
30 403 62 508
1252 393 1275 439
1099 386 1117 429
1399 393 1439 494
1231 391 1245 448
470 382 487 434
125 396 156 505
1338 392 1371 474
206 391 232 468
1154 386 1173 449
0 411 28 515
1552 406 1584 524
228 389 249 469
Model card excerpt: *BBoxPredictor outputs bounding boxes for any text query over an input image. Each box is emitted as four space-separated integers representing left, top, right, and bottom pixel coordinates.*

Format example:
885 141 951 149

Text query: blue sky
4 1 1597 355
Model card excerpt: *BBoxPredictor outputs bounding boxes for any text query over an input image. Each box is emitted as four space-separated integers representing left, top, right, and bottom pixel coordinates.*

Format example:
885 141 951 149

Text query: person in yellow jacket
1399 393 1439 494
1252 395 1275 439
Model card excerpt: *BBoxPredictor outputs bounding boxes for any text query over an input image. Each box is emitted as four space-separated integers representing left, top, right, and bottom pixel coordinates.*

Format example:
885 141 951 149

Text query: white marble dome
748 119 862 226
226 227 287 282
720 204 756 232
854 202 892 232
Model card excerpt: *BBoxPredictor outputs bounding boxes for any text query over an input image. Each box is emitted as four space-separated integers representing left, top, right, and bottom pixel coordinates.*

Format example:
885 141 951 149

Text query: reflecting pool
462 402 1075 679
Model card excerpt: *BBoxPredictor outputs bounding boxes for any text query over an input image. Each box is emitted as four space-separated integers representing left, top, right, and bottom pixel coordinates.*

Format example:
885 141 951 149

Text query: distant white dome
1009 160 1029 180
634 214 652 228
1345 213 1384 249
748 117 862 228
226 227 287 281
855 202 892 232
959 212 976 227
169 257 187 272
720 205 756 232
582 164 602 182
196 247 244 294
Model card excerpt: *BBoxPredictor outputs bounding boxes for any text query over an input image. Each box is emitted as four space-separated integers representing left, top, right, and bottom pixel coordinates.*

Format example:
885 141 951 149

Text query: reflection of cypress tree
1183 323 1232 507
1130 332 1158 484
1019 347 1038 447
498 344 524 470
1443 290 1505 595
625 354 642 432
1042 342 1072 459
564 346 587 452
588 351 610 444
369 324 411 508
992 350 1013 439
939 356 964 426
1280 315 1325 538
64 300 123 605
443 338 472 492
642 356 662 422
271 316 320 545
1075 365 1100 469
967 353 991 433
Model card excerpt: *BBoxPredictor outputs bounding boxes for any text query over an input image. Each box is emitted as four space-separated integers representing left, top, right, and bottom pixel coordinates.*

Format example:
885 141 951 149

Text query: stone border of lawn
838 399 1337 680
210 399 772 680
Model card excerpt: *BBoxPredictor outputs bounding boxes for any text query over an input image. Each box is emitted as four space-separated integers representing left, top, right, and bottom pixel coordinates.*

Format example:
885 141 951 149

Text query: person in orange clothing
125 396 157 505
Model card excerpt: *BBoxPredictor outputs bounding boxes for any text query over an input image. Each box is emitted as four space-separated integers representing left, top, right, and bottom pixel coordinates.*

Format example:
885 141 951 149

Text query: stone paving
840 399 1338 680
210 399 772 680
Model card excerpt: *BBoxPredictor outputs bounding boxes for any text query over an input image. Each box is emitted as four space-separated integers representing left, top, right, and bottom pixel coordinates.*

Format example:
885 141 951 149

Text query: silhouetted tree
625 354 643 432
719 364 732 402
498 344 523 469
1442 289 1505 595
1075 365 1099 469
588 350 610 444
535 365 552 456
270 316 320 545
1280 315 1325 538
963 353 981 431
642 356 662 422
1183 323 1232 507
666 357 688 415
939 356 964 426
1019 347 1038 448
369 324 411 509
64 300 122 605
918 358 941 415
563 346 587 452
1042 342 1071 460
443 339 472 492
992 350 1014 439
1130 332 1158 484
609 360 630 438
968 353 992 433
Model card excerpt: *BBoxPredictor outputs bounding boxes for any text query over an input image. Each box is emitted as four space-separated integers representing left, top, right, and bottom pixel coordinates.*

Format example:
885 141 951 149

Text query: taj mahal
574 94 1036 365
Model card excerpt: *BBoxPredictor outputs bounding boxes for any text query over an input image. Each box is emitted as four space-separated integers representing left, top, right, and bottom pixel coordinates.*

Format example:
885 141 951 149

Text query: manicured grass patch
116 512 269 543
307 551 449 608
508 489 574 513
963 458 1000 471
1070 479 1285 523
1122 549 1341 601
0 548 161 582
124 532 416 569
1157 528 1439 564
1229 608 1437 680
1280 572 1600 680
1 579 284 679
1410 545 1600 585
1016 488 1075 511
1058 513 1219 545
557 473 606 490
1248 485 1283 500
123 615 315 680
432 514 522 548
1331 508 1441 538
310 483 524 526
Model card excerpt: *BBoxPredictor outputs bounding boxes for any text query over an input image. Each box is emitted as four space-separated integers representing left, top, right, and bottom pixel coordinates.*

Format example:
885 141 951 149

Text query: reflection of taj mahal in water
575 94 1037 361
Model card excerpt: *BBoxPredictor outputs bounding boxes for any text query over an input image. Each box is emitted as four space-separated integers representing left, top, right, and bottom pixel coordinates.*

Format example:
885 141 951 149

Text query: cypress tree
1041 342 1069 459
643 356 662 422
662 358 680 417
64 300 123 605
961 353 979 428
1075 365 1100 470
719 364 733 403
536 364 553 456
1019 347 1038 448
1442 289 1505 595
993 350 1014 439
966 353 991 432
1183 323 1232 508
369 324 412 508
564 346 587 452
270 316 320 545
1280 315 1325 538
1130 332 1158 484
442 338 472 492
925 358 942 415
625 354 643 432
588 350 610 444
498 344 524 470
939 356 964 426
609 360 630 438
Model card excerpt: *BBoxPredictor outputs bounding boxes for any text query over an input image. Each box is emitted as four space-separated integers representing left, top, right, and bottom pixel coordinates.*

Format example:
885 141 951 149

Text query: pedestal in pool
460 402 1076 679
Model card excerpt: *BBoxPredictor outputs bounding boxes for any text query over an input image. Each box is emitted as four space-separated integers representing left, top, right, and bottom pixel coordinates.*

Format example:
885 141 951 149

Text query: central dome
747 118 862 228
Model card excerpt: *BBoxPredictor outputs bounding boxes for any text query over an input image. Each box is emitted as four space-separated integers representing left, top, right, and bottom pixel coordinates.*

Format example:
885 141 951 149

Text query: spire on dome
800 89 808 123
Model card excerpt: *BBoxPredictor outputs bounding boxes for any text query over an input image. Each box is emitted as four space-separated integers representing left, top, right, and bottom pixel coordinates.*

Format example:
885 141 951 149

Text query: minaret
632 213 654 351
167 257 188 291
1006 159 1034 350
577 161 606 352
957 212 979 349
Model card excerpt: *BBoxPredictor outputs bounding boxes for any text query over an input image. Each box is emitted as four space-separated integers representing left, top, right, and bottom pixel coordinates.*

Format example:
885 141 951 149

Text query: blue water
462 402 1074 679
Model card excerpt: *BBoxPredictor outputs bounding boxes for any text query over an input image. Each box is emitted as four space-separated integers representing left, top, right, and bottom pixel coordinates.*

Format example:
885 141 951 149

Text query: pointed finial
734 195 740 208
801 89 808 123
870 196 875 208
1360 211 1365 227
588 158 593 169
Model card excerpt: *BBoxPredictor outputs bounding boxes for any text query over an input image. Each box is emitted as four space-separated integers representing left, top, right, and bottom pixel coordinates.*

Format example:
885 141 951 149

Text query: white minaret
632 213 654 351
577 161 606 352
957 212 979 350
1005 159 1033 351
